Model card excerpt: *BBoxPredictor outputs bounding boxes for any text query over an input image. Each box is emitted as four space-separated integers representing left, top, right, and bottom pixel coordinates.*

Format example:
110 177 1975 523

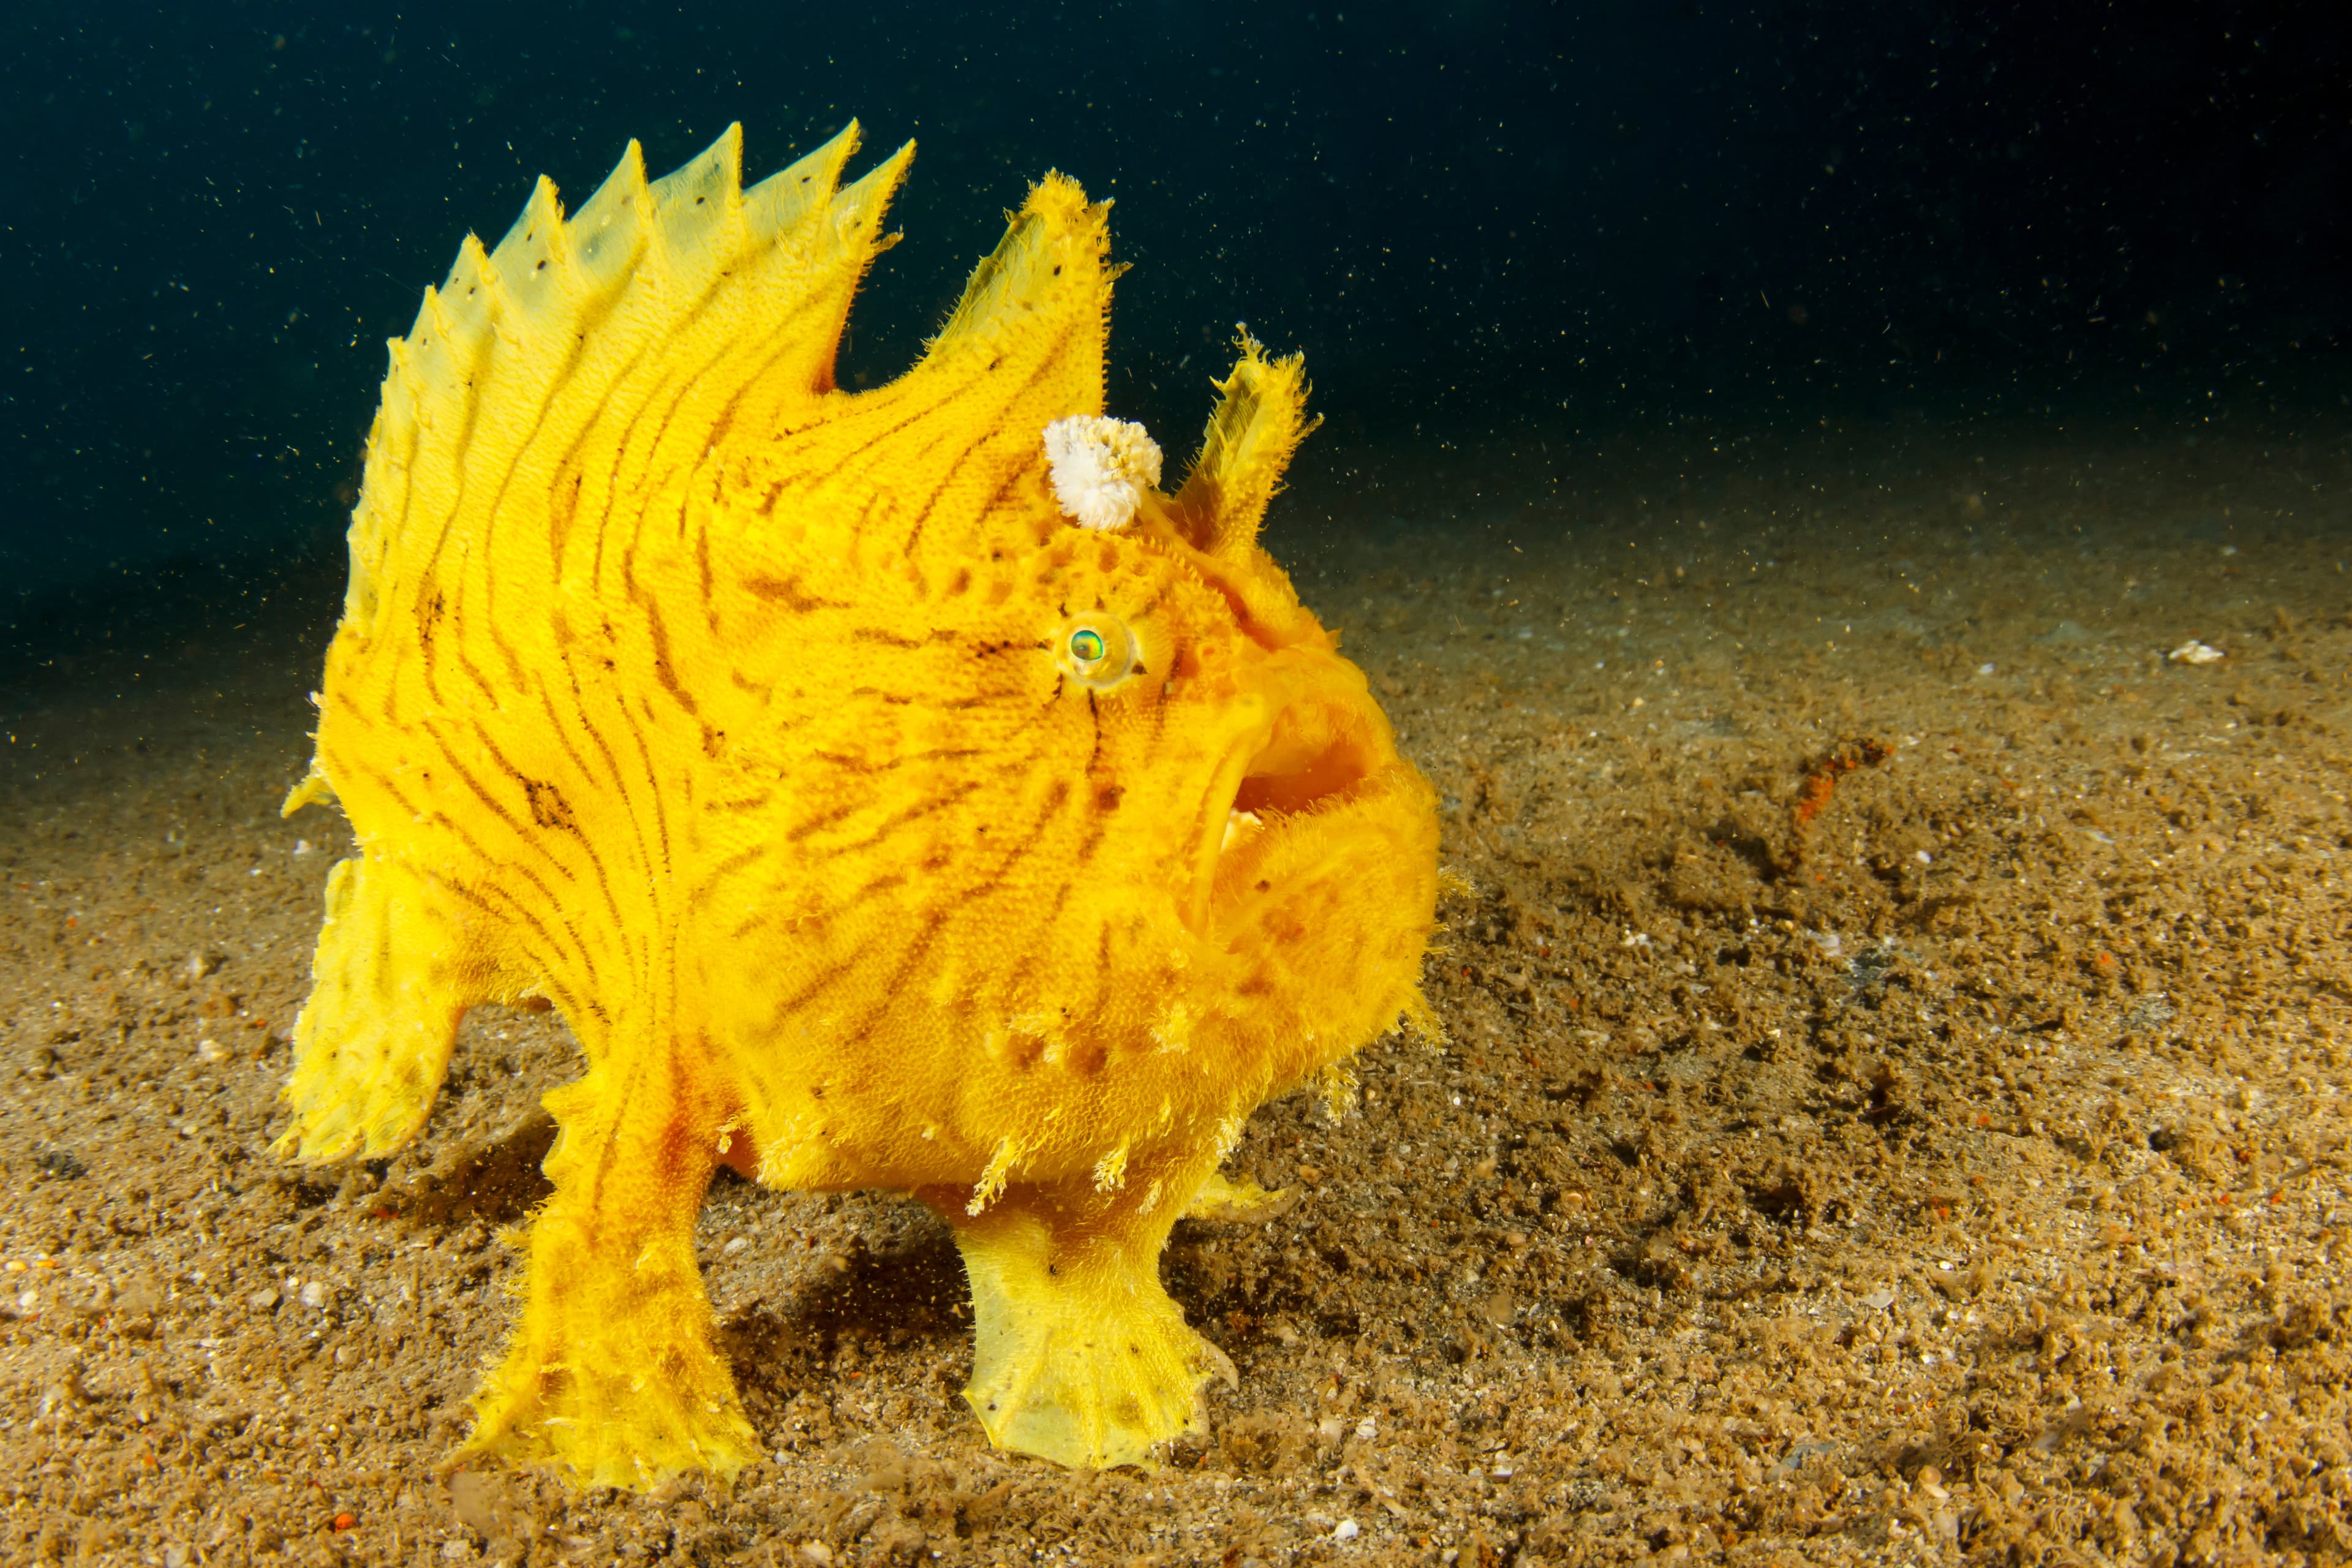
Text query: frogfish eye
1055 613 1139 690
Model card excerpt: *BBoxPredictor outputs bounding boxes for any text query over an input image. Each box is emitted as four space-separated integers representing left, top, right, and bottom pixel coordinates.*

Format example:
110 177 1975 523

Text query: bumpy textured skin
274 122 1441 1488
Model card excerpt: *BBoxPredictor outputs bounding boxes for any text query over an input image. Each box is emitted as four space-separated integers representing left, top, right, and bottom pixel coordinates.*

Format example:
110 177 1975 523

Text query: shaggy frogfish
276 121 1440 1488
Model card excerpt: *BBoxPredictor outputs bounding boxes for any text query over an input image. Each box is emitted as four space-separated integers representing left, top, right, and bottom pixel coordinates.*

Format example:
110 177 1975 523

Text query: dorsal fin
340 123 912 638
920 173 1114 374
1168 332 1316 562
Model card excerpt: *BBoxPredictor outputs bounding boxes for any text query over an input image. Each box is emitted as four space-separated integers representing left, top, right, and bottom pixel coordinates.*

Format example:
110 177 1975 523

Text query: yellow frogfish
275 121 1440 1488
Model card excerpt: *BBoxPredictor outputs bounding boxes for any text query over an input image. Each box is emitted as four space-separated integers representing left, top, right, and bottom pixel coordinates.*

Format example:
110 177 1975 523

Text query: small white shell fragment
2168 639 2225 665
1332 1518 1361 1541
1043 415 1162 530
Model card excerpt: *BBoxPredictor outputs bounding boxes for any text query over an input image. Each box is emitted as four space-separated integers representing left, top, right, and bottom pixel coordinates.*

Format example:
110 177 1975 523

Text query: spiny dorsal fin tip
744 123 871 244
646 124 747 261
834 138 915 222
484 178 576 321
357 123 916 577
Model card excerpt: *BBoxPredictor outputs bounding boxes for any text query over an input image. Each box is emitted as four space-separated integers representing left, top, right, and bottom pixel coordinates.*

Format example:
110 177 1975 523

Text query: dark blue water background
5 1 2348 645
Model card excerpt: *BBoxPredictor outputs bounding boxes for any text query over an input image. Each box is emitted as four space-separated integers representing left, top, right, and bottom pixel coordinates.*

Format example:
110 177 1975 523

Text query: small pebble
1332 1518 1360 1542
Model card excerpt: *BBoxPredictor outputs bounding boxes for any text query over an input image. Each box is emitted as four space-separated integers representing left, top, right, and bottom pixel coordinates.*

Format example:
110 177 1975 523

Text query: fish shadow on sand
377 1109 559 1226
716 1204 973 1419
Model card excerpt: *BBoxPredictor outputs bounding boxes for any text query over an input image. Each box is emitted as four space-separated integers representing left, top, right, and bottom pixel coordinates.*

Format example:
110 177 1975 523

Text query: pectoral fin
274 854 485 1163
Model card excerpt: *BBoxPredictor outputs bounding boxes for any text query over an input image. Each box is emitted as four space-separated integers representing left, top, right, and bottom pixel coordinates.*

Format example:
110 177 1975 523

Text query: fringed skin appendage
458 1057 758 1489
1183 1169 1295 1222
273 854 476 1163
930 1145 1237 1470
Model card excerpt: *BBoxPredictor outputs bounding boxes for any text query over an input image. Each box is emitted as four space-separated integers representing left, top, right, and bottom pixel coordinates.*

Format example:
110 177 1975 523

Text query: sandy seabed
3 421 2350 1567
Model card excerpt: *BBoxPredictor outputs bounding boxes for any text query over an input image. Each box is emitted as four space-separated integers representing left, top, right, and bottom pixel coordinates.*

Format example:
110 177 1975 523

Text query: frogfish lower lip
1204 756 1439 1041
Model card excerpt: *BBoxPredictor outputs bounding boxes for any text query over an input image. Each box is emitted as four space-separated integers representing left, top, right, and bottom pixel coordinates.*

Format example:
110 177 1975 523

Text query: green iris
1057 614 1136 689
